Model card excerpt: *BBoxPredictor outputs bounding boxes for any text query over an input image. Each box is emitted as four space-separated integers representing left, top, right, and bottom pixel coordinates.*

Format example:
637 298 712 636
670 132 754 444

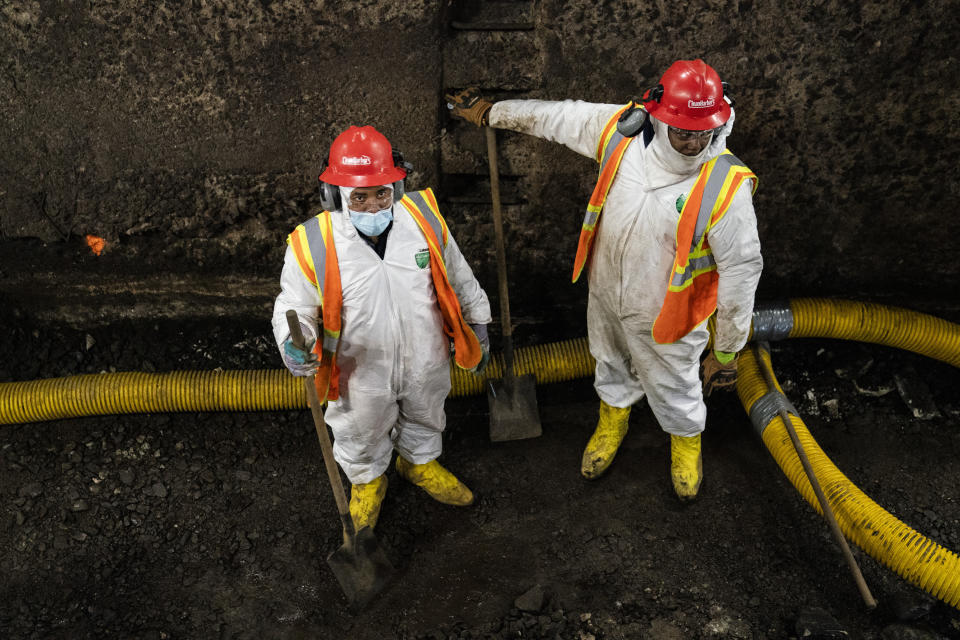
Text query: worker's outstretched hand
445 87 493 127
283 336 319 377
701 350 739 397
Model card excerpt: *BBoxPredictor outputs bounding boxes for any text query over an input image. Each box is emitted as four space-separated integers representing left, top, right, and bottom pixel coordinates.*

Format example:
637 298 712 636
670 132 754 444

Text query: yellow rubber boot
580 401 631 479
348 474 388 531
395 457 474 506
670 433 702 501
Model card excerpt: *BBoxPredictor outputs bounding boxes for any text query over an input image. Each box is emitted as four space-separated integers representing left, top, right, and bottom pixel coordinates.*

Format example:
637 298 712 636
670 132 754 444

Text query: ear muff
616 100 649 138
318 181 341 211
391 149 414 203
317 160 341 211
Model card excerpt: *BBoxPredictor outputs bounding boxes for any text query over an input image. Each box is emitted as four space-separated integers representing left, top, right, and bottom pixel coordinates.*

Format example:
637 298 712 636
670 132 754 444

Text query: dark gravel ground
1 311 960 640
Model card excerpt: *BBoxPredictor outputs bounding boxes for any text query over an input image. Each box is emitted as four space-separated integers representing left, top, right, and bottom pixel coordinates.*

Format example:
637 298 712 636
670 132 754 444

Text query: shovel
484 127 542 442
285 310 394 610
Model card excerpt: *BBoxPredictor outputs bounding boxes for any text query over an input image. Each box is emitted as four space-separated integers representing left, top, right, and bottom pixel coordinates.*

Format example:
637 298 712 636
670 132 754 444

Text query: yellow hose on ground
783 298 960 367
741 299 960 609
1 298 958 609
0 337 594 425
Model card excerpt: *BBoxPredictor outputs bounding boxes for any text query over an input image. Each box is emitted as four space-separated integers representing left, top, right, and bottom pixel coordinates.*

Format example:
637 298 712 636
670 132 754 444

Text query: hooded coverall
489 99 762 436
272 202 491 484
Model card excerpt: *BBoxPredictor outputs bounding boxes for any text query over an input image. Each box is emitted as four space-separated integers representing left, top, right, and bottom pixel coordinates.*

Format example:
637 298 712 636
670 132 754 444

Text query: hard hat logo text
687 98 715 109
341 155 372 166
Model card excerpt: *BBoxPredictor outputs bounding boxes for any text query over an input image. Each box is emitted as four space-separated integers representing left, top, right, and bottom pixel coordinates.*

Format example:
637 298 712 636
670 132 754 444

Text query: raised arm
445 87 623 161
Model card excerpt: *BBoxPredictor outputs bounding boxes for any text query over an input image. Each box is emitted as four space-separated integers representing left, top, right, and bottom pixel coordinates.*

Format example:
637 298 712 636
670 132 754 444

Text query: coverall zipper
378 256 406 392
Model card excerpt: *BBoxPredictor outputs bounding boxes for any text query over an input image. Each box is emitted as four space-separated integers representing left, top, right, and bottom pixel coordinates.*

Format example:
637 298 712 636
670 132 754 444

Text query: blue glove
469 323 491 375
283 336 319 377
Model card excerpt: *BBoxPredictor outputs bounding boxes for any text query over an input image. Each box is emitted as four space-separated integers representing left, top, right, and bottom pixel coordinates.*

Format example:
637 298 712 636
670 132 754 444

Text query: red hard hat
319 125 407 187
642 59 731 131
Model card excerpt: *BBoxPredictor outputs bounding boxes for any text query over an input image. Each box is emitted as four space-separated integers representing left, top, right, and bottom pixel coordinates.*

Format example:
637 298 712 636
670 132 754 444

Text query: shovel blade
488 373 542 442
326 526 395 610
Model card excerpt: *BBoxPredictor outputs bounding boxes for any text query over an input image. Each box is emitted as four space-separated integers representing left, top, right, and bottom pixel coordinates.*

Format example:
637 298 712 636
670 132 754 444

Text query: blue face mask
349 207 393 236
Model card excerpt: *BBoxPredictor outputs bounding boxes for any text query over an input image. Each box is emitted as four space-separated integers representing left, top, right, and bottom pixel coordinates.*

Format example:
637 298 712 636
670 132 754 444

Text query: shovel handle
486 126 516 376
286 310 356 538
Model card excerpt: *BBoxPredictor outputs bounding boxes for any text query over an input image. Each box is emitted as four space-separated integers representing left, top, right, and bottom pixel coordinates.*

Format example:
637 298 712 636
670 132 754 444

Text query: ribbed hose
0 337 595 425
0 370 306 424
449 336 594 397
784 298 960 367
740 298 960 609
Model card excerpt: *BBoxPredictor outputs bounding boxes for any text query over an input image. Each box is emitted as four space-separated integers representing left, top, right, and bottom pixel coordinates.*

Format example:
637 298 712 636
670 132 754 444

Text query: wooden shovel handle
286 310 355 537
486 126 516 376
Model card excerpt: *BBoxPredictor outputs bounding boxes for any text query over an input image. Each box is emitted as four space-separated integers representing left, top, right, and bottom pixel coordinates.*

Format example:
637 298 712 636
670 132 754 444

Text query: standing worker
446 59 762 500
273 125 492 530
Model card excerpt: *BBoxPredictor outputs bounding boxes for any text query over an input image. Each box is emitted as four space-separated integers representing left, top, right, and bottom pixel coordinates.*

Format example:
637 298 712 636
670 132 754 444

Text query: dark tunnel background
2 0 959 333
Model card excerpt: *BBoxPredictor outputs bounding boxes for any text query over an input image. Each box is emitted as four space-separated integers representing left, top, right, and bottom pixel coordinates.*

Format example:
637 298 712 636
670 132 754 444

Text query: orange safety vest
573 105 758 344
572 103 636 283
651 151 757 343
286 188 482 402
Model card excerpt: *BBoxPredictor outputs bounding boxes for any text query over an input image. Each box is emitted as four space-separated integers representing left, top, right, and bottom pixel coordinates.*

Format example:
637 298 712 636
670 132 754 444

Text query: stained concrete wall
2 0 958 336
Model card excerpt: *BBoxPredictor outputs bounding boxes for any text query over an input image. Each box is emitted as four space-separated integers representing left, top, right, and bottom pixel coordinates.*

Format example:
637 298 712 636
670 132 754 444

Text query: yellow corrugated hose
0 337 595 424
740 298 960 609
1 298 958 609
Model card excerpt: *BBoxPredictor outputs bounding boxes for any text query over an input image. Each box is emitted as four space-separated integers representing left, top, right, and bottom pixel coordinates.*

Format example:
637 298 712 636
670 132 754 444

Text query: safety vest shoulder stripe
688 152 757 250
600 130 628 169
302 215 329 296
402 190 448 250
713 173 755 225
595 104 631 163
400 190 451 281
287 225 318 290
421 187 449 244
586 135 633 224
689 168 718 249
317 211 342 340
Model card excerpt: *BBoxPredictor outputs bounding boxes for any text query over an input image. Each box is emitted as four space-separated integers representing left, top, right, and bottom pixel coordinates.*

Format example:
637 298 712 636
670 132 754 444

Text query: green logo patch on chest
675 193 687 213
415 250 430 269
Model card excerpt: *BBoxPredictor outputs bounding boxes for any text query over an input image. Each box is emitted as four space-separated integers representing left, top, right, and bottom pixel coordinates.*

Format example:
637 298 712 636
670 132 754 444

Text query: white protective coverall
489 100 762 436
272 195 491 483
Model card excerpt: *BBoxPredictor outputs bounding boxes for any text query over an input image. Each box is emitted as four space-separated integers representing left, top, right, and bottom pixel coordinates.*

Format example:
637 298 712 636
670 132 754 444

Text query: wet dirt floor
1 315 959 639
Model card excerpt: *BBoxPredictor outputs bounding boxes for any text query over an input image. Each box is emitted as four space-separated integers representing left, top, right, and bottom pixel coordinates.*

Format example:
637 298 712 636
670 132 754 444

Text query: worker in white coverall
446 59 762 500
273 125 492 530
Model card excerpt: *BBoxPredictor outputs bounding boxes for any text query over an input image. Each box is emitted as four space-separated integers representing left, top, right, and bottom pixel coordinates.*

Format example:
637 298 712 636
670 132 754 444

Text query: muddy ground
1 312 959 640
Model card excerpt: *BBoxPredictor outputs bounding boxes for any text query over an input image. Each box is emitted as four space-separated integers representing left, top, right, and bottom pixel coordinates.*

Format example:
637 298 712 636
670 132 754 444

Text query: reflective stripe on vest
651 150 758 344
286 211 343 402
572 103 636 283
288 213 342 354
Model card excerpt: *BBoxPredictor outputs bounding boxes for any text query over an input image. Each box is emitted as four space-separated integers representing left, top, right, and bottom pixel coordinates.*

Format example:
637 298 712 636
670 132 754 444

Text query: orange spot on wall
85 234 106 256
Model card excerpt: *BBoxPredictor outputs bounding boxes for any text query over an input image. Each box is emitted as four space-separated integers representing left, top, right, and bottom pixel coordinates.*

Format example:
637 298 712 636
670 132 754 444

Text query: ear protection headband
318 150 414 212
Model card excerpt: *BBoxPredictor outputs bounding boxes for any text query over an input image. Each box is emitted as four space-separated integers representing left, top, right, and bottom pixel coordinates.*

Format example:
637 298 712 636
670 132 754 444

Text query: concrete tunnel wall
1 0 958 339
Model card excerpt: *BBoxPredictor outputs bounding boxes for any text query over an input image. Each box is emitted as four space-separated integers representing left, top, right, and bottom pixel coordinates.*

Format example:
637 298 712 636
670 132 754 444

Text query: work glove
469 323 491 375
701 350 739 397
282 334 319 377
445 87 493 127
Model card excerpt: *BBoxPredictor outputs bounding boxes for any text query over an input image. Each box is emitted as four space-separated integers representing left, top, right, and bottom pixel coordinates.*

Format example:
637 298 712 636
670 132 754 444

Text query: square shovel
484 127 542 442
